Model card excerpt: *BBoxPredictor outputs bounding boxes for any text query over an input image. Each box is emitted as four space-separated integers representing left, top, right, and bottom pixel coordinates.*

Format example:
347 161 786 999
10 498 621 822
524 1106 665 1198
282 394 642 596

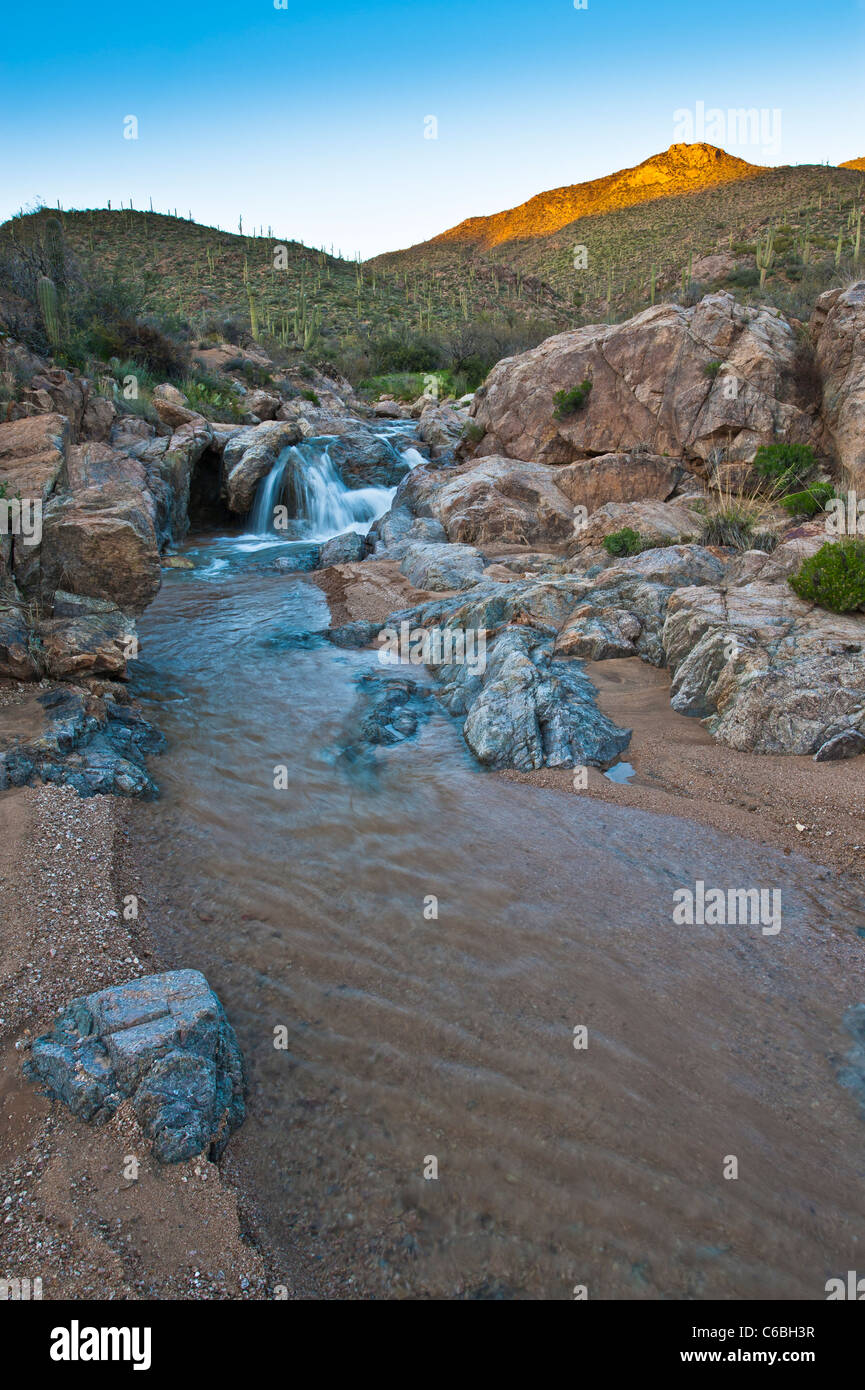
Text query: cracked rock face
27 971 246 1164
470 292 822 466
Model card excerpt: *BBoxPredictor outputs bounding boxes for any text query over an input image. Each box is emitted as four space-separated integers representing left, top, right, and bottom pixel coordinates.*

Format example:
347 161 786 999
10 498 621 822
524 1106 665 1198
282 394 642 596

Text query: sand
0 781 269 1300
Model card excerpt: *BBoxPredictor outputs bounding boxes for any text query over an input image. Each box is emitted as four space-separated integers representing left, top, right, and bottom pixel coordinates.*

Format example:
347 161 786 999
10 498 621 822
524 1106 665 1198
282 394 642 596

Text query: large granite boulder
221 420 303 514
399 541 485 592
811 280 865 487
27 971 245 1163
554 451 684 513
471 293 822 466
395 455 574 545
15 442 161 614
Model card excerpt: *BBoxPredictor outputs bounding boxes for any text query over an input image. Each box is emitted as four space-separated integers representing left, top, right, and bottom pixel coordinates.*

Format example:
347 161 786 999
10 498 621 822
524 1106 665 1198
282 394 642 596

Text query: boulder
372 398 406 418
245 389 281 421
27 970 245 1163
399 541 486 592
396 455 575 545
37 611 133 680
570 498 705 557
0 412 68 501
221 421 302 514
554 451 685 513
811 280 865 487
471 293 822 466
319 530 369 567
16 442 161 613
435 625 631 771
663 568 865 752
417 402 466 458
326 426 411 488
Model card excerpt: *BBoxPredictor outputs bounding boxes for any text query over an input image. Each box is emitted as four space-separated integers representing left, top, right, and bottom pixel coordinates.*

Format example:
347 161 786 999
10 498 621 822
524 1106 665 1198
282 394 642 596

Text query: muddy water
130 539 865 1300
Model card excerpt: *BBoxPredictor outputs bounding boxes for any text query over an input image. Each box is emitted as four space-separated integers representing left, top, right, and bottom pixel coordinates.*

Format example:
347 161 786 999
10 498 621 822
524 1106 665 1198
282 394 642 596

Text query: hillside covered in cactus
372 151 864 326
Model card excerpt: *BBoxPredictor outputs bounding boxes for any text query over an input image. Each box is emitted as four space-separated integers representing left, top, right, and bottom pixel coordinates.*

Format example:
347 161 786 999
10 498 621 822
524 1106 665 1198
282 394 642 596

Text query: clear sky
1 0 863 259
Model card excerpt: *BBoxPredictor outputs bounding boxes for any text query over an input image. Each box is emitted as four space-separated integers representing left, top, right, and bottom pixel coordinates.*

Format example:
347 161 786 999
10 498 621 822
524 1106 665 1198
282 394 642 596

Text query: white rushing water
248 431 420 544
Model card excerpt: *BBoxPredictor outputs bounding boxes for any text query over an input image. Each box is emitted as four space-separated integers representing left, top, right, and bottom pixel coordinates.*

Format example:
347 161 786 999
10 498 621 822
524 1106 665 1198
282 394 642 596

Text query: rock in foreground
27 971 245 1163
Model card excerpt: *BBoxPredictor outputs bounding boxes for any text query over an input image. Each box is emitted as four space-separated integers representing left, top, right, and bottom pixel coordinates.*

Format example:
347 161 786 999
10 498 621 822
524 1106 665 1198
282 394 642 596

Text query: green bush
602 527 643 558
752 442 818 489
301 389 320 406
553 379 592 420
780 482 835 517
789 540 865 612
703 360 723 378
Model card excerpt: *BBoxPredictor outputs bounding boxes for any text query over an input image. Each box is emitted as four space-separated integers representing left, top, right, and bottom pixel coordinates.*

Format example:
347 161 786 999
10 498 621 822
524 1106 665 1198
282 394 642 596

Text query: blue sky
1 0 863 258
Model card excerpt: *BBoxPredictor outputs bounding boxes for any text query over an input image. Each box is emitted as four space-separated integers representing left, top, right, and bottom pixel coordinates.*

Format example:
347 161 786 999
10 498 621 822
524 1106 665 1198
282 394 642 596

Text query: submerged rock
27 970 246 1163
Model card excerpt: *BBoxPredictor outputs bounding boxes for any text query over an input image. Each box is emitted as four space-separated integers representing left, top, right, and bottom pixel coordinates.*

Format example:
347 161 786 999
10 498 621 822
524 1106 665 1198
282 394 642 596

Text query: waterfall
248 434 421 543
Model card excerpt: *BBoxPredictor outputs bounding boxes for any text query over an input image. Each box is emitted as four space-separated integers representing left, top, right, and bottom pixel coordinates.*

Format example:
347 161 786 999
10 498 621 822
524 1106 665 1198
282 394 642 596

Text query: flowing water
129 431 865 1299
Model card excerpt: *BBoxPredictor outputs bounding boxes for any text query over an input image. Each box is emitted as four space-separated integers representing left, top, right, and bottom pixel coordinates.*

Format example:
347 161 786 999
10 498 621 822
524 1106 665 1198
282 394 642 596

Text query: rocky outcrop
399 541 485 592
663 549 865 753
0 411 68 501
470 293 822 466
436 626 631 771
570 498 705 558
27 971 245 1163
811 280 865 486
0 686 163 797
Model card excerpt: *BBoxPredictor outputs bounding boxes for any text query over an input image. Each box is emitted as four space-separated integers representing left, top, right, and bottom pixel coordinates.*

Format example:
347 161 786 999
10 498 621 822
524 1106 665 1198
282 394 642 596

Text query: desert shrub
703 360 723 378
90 317 187 379
301 389 320 406
751 530 779 552
369 333 442 375
699 505 755 550
360 372 427 401
780 482 835 517
553 379 592 420
602 527 643 558
789 540 865 612
752 442 818 489
462 421 486 445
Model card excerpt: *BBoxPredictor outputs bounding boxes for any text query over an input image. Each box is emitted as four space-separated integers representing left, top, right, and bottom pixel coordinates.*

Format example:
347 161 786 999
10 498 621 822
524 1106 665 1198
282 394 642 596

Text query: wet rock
273 545 321 573
372 398 406 419
222 421 303 514
37 610 134 680
318 530 369 567
435 625 631 770
0 687 163 797
327 427 411 488
337 671 435 772
325 620 384 648
27 970 245 1163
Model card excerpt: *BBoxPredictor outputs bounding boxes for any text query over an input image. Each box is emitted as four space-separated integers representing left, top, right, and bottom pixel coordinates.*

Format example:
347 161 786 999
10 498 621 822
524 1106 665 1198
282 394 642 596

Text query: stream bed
128 441 865 1300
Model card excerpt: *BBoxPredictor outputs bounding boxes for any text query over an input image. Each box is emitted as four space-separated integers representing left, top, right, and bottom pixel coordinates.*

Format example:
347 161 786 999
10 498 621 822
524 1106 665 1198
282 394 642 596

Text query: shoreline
0 781 270 1300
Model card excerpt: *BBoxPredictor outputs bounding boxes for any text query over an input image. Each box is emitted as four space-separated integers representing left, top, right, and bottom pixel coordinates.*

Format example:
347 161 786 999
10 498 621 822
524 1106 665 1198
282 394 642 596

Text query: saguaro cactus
37 275 62 346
